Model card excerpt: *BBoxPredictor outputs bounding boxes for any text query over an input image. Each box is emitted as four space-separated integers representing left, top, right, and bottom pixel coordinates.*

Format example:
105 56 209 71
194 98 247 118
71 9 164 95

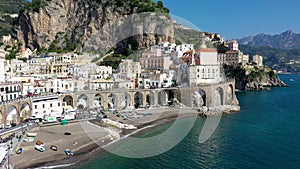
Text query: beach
10 106 232 169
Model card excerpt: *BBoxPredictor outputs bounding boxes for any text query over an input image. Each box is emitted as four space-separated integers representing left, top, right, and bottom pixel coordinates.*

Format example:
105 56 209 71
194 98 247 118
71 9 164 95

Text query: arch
20 102 31 121
134 92 143 109
193 89 206 107
63 95 74 107
94 94 104 109
120 93 131 109
77 94 89 110
0 111 3 127
158 91 168 106
108 93 118 110
146 91 155 107
6 105 18 127
166 90 176 105
213 87 224 106
226 84 234 104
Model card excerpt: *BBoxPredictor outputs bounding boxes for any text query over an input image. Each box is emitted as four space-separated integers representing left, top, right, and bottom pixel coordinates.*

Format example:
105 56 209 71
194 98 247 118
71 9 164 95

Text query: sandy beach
10 107 230 169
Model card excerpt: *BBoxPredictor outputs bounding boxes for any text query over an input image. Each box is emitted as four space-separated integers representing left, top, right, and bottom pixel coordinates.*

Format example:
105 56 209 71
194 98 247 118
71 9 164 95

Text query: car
65 149 73 156
35 145 45 152
16 147 23 154
50 145 58 151
64 132 72 135
36 140 44 146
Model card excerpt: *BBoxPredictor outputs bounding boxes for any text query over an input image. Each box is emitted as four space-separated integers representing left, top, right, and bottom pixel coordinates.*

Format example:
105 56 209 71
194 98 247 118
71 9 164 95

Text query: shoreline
13 107 239 169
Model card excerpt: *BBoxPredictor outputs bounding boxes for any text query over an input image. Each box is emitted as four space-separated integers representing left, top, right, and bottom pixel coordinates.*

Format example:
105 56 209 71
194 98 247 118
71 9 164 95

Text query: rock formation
14 0 174 52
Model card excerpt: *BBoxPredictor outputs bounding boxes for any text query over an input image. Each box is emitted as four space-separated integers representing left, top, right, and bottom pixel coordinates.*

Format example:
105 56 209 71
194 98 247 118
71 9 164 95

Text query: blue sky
160 0 300 39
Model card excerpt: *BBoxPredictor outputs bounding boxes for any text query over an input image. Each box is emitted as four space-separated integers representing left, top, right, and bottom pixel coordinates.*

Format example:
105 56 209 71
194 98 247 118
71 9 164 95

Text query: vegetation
240 45 300 73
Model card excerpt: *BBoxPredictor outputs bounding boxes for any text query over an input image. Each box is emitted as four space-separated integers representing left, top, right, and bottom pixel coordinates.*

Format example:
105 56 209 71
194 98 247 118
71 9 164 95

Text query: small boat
65 149 73 156
290 79 294 82
16 147 23 154
50 145 58 151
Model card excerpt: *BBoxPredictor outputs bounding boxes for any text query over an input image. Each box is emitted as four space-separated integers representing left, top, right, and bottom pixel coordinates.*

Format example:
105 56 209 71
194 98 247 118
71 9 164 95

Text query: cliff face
14 0 174 52
245 75 287 91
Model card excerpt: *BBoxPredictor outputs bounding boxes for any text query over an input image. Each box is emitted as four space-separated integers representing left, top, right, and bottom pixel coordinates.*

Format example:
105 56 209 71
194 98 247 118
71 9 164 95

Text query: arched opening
77 94 89 110
146 92 155 107
63 95 74 107
134 92 143 109
213 87 224 106
158 91 168 106
6 106 18 128
166 90 176 105
193 90 206 107
121 93 131 109
20 102 31 122
94 94 104 109
108 93 118 110
226 85 234 104
0 111 3 128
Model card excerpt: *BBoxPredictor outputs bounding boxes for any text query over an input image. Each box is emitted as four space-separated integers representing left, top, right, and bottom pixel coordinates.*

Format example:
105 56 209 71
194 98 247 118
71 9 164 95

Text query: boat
16 147 23 154
65 149 73 156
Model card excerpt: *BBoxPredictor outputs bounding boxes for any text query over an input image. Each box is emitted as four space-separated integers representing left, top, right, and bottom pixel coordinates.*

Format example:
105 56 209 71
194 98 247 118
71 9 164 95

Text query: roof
226 50 239 54
195 48 217 53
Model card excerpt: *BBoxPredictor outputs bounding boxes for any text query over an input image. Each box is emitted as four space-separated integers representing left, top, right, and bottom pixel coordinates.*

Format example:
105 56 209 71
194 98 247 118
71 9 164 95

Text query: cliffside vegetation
240 45 300 73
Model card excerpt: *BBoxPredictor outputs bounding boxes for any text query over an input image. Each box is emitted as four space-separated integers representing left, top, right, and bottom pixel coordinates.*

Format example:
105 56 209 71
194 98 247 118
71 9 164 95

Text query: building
140 48 172 71
0 53 6 82
253 54 263 67
31 95 63 119
227 39 239 51
16 48 33 59
180 48 221 85
117 60 141 80
219 50 249 66
0 82 22 102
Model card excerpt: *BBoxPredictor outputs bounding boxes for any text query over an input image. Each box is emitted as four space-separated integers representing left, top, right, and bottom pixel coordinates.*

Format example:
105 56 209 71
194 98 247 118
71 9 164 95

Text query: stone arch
94 94 105 109
134 92 143 109
166 90 176 105
120 93 131 109
213 87 224 106
20 102 31 121
193 89 206 107
63 95 74 107
6 105 18 127
226 84 234 104
146 91 155 107
77 94 89 110
158 91 168 106
108 93 118 110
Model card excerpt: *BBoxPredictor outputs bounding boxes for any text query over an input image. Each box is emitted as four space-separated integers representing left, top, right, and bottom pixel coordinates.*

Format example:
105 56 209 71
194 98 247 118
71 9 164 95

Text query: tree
157 0 164 8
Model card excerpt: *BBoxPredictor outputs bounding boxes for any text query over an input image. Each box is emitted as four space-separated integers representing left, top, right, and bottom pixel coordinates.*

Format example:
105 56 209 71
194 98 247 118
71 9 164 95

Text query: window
43 104 45 108
58 102 60 106
35 105 37 109
50 103 52 107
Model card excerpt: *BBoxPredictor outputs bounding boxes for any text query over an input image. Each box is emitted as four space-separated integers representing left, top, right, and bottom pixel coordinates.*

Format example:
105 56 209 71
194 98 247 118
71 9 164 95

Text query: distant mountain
238 30 300 50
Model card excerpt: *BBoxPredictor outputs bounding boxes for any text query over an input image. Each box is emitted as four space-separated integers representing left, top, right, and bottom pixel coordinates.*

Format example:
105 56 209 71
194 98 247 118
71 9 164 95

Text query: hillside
238 30 300 50
14 0 173 53
240 45 300 73
0 0 27 39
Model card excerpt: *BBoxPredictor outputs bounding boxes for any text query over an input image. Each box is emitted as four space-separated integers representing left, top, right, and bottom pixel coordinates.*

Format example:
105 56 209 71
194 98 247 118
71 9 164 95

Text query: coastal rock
245 75 287 91
14 0 174 52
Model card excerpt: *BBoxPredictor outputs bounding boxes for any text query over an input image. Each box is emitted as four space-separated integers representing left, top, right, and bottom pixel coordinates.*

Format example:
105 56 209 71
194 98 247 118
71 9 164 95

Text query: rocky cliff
14 0 174 52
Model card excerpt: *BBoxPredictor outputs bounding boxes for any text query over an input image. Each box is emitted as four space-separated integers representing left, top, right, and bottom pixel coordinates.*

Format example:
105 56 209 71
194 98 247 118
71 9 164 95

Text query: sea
75 74 300 169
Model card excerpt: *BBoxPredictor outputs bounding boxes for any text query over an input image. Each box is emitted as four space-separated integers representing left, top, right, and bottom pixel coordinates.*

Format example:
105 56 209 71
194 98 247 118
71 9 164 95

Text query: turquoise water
76 74 300 169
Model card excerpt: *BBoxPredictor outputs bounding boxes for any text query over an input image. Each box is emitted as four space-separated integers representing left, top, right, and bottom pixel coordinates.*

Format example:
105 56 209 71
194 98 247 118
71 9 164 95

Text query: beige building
117 60 141 80
218 50 249 66
140 48 172 71
253 54 263 67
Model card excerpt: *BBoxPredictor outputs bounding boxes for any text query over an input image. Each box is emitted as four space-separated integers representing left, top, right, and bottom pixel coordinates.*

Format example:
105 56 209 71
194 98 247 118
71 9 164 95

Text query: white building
253 54 263 67
0 54 6 82
228 39 239 51
31 95 63 119
0 82 22 102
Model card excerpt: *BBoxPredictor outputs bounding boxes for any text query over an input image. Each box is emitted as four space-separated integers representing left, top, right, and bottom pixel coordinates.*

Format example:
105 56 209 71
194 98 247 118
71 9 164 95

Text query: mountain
240 45 300 73
13 0 174 53
238 30 300 50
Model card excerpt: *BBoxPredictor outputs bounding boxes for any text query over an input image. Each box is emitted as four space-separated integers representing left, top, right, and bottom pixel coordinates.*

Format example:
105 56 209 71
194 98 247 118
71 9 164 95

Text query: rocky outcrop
245 75 287 91
14 0 174 52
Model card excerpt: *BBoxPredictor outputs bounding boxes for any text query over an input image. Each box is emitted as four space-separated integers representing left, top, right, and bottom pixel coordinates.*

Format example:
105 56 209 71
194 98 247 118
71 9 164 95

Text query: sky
160 0 300 39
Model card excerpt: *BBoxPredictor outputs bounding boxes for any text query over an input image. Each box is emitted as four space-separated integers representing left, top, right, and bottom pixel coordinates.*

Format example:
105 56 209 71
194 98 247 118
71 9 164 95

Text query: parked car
35 145 45 152
36 140 44 146
50 145 58 151
65 149 73 156
16 147 23 154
